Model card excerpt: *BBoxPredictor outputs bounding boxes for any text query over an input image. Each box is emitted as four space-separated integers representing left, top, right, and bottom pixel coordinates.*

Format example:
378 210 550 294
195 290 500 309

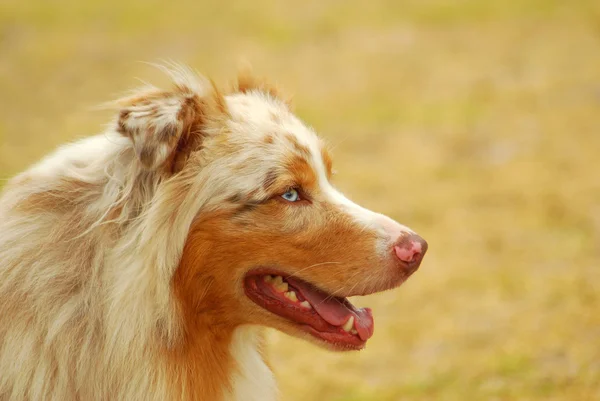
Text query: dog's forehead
227 92 316 138
225 92 325 163
214 91 334 198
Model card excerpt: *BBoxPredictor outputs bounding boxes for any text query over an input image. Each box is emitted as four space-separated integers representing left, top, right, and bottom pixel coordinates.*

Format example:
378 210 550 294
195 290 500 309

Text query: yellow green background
1 1 599 400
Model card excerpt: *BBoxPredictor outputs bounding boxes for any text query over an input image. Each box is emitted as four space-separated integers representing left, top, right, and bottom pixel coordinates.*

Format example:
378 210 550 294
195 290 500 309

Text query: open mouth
244 270 374 350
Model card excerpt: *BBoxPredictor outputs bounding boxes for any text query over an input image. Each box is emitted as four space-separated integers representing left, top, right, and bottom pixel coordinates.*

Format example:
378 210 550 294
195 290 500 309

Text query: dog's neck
166 323 277 401
226 326 278 401
168 226 278 400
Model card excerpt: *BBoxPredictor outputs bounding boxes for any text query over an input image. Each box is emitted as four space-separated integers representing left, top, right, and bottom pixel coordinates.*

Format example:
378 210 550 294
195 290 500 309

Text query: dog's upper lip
245 267 371 298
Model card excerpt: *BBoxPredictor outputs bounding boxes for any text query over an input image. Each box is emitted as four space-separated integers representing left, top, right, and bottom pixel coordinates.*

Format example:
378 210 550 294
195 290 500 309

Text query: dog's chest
225 326 278 401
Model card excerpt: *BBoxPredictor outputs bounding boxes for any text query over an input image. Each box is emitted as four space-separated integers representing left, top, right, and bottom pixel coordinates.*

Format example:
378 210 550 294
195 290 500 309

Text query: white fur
226 327 277 401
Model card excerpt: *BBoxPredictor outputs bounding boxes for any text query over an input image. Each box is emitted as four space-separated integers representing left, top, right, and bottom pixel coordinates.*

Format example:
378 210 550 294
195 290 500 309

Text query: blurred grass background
2 0 600 400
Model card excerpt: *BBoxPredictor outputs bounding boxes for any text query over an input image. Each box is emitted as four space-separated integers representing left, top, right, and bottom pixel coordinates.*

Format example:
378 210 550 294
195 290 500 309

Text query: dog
0 64 427 401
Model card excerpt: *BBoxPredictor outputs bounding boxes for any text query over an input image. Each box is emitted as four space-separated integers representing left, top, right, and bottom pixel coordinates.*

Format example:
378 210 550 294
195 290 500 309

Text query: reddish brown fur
15 178 101 215
321 147 334 179
284 133 311 158
234 69 291 107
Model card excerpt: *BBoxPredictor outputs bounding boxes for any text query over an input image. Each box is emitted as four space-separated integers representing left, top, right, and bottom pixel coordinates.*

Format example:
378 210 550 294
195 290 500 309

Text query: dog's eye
281 188 300 202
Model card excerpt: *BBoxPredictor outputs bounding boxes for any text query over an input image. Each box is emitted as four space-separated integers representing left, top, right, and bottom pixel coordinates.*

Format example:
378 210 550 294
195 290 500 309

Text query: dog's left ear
116 80 226 172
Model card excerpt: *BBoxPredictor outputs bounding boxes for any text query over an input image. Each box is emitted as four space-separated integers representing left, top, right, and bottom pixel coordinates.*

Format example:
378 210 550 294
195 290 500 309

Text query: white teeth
272 276 289 292
342 316 355 332
350 329 358 335
263 275 273 283
284 291 298 302
274 282 288 293
300 301 312 309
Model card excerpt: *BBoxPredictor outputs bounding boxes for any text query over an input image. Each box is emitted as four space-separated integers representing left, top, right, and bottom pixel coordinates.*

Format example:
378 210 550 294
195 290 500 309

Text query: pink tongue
287 278 374 341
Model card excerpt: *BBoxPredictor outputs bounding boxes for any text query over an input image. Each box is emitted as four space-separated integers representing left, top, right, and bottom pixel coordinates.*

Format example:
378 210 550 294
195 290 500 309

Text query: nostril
394 244 421 263
393 234 428 264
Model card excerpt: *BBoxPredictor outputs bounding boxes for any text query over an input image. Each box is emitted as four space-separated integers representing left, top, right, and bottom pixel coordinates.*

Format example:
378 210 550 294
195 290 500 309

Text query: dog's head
116 65 427 351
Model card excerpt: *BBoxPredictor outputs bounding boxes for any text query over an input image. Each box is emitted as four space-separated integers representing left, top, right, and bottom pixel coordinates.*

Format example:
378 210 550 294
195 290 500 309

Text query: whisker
285 261 342 280
316 269 365 306
329 135 350 152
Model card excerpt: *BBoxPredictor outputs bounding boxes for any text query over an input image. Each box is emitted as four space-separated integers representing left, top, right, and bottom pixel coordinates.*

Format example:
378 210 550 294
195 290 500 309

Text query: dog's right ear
115 75 227 173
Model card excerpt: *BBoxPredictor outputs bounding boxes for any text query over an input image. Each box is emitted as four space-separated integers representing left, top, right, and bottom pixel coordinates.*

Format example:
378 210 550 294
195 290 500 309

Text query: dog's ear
116 77 227 172
233 65 293 108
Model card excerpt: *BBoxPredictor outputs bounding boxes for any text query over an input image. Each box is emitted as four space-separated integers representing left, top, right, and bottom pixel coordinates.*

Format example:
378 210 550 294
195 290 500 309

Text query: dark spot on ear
156 122 179 143
263 168 278 191
138 146 155 167
117 121 127 136
117 111 130 136
147 107 160 119
177 96 198 122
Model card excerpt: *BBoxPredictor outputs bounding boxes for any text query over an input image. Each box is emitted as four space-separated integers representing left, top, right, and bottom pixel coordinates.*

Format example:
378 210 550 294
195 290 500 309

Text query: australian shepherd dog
0 65 427 401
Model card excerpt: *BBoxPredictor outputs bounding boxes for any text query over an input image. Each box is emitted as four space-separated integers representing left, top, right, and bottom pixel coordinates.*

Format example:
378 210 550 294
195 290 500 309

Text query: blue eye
281 188 300 202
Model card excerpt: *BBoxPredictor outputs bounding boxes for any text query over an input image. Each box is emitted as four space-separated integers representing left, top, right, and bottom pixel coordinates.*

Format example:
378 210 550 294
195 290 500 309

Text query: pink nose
394 233 428 267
